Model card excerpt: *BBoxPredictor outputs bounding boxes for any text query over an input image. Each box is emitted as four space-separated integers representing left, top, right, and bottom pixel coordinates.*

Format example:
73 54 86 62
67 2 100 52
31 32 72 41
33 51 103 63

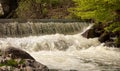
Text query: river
0 21 120 71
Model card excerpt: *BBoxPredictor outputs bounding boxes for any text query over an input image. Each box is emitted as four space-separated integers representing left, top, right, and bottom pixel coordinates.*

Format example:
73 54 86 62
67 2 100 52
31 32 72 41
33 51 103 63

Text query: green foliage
50 0 62 7
114 36 120 47
35 0 42 3
35 0 64 8
51 15 59 19
16 0 34 18
69 0 120 22
0 59 18 67
19 59 25 64
105 22 120 33
42 8 48 16
0 59 25 67
16 0 66 18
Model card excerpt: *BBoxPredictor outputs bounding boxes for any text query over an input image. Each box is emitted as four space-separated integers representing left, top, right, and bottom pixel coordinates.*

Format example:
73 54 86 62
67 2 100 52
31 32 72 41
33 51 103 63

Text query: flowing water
0 22 120 71
0 21 89 37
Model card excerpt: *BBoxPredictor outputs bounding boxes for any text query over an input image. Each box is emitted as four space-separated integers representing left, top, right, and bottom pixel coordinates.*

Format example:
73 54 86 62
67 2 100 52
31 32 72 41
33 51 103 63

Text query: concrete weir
0 19 90 37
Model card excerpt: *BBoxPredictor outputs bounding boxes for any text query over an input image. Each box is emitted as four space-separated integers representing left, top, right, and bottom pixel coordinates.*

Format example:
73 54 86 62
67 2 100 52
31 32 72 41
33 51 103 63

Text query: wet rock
0 0 10 18
0 0 18 18
24 59 48 70
81 23 120 48
104 42 116 47
82 23 104 38
98 32 120 47
3 47 35 60
98 32 110 42
82 28 96 38
0 47 49 71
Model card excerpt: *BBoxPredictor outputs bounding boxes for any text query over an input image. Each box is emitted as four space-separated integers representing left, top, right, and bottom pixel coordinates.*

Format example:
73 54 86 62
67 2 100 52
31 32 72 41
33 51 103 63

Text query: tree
69 0 120 23
15 0 68 19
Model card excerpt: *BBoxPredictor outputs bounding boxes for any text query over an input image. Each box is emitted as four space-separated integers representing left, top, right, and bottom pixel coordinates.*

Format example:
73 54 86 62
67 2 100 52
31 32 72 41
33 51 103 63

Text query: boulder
23 59 49 71
82 28 96 38
0 0 10 17
3 47 35 60
0 0 18 18
82 23 104 38
98 32 110 42
0 47 49 71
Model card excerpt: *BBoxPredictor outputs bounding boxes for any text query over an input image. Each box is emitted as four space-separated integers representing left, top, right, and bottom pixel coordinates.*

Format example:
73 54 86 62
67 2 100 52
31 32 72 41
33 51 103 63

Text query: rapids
0 22 120 71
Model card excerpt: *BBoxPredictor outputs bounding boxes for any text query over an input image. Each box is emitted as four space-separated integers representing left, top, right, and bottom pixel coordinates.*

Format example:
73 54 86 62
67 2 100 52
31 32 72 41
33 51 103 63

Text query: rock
82 28 96 38
0 59 49 71
3 47 35 60
26 66 33 71
0 0 10 17
22 59 49 71
104 42 115 47
98 32 110 42
0 0 18 18
26 59 48 69
98 32 120 47
0 47 49 71
82 23 104 38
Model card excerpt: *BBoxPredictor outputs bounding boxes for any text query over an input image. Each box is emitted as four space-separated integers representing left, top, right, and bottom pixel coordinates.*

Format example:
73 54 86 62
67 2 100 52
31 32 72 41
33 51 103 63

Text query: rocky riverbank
82 21 120 47
0 47 49 71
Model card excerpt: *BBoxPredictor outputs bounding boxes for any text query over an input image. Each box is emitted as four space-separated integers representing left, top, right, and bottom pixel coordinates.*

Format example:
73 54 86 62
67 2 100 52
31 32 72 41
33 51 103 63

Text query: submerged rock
0 47 49 71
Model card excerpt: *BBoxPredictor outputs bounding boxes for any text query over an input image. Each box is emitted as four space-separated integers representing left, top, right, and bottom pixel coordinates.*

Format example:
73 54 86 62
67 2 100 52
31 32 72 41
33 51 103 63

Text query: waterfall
0 21 120 71
0 21 90 37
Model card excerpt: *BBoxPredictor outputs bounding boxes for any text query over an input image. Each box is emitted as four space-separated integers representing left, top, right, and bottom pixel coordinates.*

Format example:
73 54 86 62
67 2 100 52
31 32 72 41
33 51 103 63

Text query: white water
0 26 120 71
